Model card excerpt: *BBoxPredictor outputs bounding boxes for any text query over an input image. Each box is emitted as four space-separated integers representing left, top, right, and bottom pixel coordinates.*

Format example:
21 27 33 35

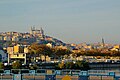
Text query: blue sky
0 0 120 44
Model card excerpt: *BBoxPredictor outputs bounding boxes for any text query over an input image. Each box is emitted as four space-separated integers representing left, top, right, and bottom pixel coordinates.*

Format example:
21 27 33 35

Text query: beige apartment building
7 44 28 64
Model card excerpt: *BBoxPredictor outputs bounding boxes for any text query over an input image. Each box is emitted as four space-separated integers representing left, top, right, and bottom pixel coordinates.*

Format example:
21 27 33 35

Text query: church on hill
30 26 45 39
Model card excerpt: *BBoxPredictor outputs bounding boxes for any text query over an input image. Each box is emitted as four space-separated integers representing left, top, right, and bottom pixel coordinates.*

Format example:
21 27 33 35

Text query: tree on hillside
53 48 72 60
28 43 53 62
65 62 74 69
0 62 4 69
57 61 90 70
58 62 65 69
39 44 53 62
12 61 21 69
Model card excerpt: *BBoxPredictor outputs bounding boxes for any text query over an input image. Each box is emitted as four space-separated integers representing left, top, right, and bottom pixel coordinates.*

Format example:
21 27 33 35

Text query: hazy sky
0 0 120 44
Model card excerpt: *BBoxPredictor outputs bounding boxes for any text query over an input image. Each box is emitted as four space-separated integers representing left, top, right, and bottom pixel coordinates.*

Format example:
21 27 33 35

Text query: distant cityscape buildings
0 26 120 65
0 26 65 63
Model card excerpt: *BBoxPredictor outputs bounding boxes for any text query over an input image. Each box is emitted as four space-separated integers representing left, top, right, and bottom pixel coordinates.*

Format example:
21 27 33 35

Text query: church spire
102 38 105 47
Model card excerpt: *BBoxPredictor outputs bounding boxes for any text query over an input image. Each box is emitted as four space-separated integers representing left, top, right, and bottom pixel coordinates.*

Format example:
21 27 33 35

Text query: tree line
28 43 71 62
72 50 120 57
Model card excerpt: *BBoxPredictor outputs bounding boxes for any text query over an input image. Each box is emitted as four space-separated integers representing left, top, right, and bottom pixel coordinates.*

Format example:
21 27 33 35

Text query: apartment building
7 44 28 64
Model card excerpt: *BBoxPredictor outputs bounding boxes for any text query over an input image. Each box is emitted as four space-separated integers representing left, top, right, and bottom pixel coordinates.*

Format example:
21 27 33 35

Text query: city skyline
0 0 120 44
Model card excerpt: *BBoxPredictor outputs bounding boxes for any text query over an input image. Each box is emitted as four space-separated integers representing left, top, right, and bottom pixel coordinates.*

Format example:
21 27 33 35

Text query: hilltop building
30 27 44 39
